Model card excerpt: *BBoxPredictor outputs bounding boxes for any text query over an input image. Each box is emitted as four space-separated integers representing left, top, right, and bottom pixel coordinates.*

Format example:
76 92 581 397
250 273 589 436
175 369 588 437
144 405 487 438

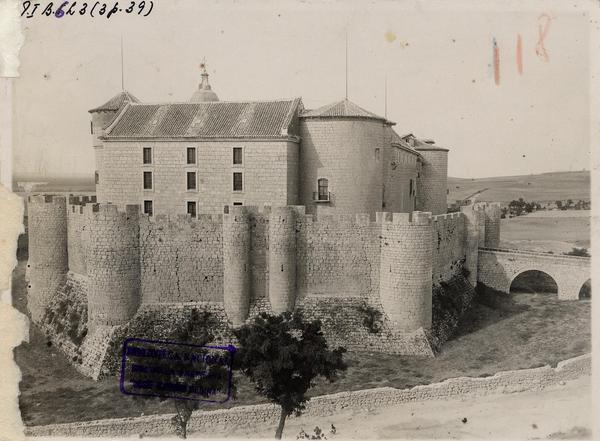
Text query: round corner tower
379 211 433 332
415 143 449 215
85 204 141 328
299 99 387 217
27 195 68 323
223 206 251 326
268 206 297 313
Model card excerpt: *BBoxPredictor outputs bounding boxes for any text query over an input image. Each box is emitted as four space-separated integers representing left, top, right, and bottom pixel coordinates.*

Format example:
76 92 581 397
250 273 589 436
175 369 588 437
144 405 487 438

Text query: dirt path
216 376 591 439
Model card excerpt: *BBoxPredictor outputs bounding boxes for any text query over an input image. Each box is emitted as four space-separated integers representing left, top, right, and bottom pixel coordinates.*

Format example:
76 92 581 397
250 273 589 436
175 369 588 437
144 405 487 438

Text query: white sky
13 0 591 178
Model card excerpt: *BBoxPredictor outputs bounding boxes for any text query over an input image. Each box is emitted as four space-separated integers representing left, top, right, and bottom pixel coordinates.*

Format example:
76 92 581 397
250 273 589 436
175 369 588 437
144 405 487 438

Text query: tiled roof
300 99 388 122
89 91 140 113
104 98 302 139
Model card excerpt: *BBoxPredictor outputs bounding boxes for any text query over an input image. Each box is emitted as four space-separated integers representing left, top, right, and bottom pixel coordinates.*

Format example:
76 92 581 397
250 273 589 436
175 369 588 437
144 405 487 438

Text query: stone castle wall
415 148 448 215
26 196 502 376
431 212 466 284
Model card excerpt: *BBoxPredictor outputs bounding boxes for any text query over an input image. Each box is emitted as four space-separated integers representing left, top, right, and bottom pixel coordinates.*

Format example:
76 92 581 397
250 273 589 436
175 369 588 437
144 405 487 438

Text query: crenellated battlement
432 212 463 222
28 194 67 206
27 195 497 355
68 195 97 205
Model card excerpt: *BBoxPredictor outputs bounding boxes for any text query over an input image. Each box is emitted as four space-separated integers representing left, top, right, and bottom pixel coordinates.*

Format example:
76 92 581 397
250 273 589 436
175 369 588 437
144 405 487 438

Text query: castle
90 65 448 217
25 66 502 379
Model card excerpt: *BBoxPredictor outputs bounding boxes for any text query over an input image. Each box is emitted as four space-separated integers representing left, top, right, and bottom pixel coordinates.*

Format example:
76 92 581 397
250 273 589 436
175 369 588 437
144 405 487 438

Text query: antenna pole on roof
345 28 348 100
120 35 125 91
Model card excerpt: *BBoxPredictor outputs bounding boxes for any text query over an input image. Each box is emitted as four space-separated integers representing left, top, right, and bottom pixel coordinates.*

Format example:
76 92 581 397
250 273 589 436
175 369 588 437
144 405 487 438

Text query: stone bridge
477 248 591 300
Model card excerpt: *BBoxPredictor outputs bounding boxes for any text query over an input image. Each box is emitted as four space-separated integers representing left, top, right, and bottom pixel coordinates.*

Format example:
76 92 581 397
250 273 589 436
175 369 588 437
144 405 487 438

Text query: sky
12 0 591 179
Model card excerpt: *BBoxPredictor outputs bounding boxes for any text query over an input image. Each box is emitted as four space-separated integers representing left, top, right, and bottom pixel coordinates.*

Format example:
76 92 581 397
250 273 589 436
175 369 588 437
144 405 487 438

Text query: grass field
447 170 590 203
500 210 590 254
13 254 590 427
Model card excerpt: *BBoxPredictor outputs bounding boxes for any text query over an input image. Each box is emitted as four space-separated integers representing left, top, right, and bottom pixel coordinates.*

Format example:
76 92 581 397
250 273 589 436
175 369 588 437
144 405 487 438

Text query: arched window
317 178 329 201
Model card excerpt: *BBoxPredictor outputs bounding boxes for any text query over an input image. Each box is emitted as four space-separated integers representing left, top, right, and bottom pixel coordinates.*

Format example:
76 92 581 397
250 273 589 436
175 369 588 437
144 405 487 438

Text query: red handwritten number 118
494 14 552 85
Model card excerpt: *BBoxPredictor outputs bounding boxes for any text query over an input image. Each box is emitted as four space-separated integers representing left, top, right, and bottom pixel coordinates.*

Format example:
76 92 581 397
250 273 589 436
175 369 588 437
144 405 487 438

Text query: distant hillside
13 175 95 193
447 171 590 203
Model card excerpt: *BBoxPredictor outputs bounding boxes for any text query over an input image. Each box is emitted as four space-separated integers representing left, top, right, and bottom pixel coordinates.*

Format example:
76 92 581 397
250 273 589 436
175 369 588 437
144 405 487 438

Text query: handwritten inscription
535 14 552 62
21 1 154 18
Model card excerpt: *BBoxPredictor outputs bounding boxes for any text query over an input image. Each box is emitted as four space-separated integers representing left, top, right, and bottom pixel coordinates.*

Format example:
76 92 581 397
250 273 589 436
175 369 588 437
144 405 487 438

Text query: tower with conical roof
190 60 219 103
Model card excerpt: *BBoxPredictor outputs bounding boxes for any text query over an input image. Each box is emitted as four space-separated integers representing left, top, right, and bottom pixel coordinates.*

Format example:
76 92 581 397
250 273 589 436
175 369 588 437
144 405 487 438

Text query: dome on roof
190 88 219 103
190 61 219 103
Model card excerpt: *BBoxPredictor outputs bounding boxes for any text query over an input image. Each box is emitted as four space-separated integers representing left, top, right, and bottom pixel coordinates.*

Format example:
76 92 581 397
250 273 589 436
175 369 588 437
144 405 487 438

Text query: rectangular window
233 202 243 206
187 201 197 218
143 147 152 164
317 178 329 201
90 121 94 135
233 147 243 165
94 171 99 185
187 147 196 165
187 172 197 190
143 171 153 190
233 172 243 191
374 148 380 161
143 200 153 216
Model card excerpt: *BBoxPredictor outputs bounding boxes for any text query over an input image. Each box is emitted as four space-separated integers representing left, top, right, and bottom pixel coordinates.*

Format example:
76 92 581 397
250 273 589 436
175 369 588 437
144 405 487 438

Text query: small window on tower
94 171 99 185
143 147 152 164
409 179 413 196
187 147 196 165
374 148 381 161
143 200 153 216
143 171 153 190
90 121 94 135
187 201 197 218
233 147 243 165
187 172 197 190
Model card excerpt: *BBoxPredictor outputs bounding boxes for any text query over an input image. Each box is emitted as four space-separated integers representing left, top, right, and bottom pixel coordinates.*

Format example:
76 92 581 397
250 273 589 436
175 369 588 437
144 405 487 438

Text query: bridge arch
579 279 591 300
478 248 590 301
509 269 558 295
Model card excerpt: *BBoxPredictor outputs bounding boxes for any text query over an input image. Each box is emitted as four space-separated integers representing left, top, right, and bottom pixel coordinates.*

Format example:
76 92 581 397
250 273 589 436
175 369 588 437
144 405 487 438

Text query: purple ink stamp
119 338 235 403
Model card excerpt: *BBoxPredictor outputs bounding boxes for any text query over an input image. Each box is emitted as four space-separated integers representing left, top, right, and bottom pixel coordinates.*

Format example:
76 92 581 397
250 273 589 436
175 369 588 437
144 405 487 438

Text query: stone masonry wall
296 213 381 299
67 203 89 275
139 214 224 303
379 212 433 332
26 353 591 438
27 195 68 323
415 148 448 215
298 119 386 217
85 204 141 327
97 140 298 215
431 212 466 284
